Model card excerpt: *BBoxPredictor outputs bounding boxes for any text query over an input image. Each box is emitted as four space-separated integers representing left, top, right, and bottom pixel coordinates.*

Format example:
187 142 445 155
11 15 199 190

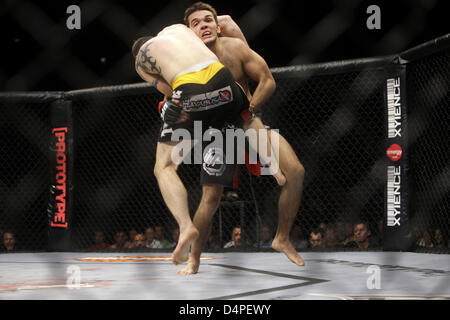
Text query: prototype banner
48 100 73 251
383 66 410 250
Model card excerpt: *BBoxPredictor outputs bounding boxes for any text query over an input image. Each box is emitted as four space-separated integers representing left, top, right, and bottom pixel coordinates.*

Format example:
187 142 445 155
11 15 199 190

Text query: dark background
0 0 448 92
1 0 448 252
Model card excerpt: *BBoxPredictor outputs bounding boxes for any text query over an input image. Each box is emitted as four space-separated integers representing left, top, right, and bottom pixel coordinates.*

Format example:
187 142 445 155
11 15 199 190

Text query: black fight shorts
158 62 249 187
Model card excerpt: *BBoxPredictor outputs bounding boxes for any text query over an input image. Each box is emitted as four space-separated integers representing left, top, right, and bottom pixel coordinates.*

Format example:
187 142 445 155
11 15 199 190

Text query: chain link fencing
406 48 450 252
0 94 53 251
0 35 449 253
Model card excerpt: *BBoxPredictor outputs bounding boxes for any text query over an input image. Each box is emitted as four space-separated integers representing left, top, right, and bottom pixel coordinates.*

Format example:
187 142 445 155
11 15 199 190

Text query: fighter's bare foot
172 225 199 265
272 238 305 266
178 258 200 275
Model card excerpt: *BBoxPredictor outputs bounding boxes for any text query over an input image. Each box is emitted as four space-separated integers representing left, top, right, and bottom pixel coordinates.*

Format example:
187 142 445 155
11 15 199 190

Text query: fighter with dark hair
177 2 306 274
132 24 253 265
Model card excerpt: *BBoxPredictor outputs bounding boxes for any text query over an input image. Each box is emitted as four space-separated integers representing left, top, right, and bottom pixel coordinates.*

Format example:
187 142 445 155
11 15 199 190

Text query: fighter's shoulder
158 24 189 35
220 36 248 51
162 23 187 30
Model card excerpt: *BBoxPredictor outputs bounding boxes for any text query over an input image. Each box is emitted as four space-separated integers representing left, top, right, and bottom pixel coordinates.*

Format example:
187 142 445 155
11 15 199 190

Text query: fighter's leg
154 141 199 265
243 116 286 186
268 131 306 266
178 184 223 275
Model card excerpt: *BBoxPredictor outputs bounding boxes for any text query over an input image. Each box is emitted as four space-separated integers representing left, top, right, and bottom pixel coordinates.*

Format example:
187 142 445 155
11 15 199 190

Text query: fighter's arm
217 16 275 109
135 44 173 97
135 66 173 97
240 44 276 112
217 15 249 46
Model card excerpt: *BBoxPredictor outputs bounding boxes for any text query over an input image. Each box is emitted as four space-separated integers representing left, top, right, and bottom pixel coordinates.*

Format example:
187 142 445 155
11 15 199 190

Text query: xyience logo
387 77 402 139
386 144 402 162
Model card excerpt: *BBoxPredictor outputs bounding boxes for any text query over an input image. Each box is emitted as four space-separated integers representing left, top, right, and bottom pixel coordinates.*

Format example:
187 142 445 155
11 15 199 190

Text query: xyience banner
384 66 410 250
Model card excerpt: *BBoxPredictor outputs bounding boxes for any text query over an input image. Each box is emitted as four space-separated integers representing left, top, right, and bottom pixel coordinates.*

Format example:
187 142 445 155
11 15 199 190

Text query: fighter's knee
153 162 176 179
296 162 305 178
201 186 223 208
286 161 305 182
153 163 162 179
202 195 221 210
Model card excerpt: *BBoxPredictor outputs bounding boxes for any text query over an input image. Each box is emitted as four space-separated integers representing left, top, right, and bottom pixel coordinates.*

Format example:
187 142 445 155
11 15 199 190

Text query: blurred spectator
335 220 354 246
168 226 180 249
323 226 340 248
222 189 239 202
416 229 434 248
309 229 324 249
290 224 308 249
154 224 172 248
89 230 110 249
256 225 273 249
335 220 347 244
145 226 163 248
372 218 383 247
411 224 423 247
377 218 383 236
318 221 328 233
110 230 131 249
433 228 447 249
2 231 16 252
129 229 138 245
130 233 146 249
345 221 378 249
340 221 355 246
206 232 221 250
224 226 243 249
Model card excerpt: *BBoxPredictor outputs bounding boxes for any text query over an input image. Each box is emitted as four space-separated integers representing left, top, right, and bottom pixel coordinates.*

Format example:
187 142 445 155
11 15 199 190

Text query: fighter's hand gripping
159 100 183 125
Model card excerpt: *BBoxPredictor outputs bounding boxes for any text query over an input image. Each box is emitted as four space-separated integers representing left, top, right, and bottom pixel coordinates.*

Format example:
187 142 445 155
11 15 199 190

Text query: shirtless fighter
178 2 306 275
132 24 251 265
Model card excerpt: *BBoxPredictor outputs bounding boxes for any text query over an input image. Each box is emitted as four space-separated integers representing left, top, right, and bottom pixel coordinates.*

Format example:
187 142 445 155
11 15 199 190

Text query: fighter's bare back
137 24 218 86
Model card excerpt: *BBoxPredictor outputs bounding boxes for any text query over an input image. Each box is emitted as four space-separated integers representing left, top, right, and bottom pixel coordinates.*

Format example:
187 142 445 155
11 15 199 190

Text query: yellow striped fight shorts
159 60 250 187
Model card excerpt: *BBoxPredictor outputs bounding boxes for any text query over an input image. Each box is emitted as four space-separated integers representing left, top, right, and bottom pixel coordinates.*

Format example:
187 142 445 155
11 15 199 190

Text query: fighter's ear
217 24 221 35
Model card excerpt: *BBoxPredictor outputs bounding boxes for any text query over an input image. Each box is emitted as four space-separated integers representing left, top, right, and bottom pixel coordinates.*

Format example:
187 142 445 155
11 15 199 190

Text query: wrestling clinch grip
159 100 183 126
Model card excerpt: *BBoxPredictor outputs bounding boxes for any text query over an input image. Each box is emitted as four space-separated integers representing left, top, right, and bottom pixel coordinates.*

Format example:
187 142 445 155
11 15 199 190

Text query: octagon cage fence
0 34 449 254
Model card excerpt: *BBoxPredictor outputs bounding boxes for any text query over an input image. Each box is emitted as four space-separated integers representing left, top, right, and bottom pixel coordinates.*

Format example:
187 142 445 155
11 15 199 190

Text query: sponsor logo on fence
387 166 401 226
51 127 69 228
387 77 402 138
386 144 403 161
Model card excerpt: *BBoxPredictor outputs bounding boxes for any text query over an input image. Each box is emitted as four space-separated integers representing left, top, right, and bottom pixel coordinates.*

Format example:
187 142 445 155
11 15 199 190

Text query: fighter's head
184 2 220 46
